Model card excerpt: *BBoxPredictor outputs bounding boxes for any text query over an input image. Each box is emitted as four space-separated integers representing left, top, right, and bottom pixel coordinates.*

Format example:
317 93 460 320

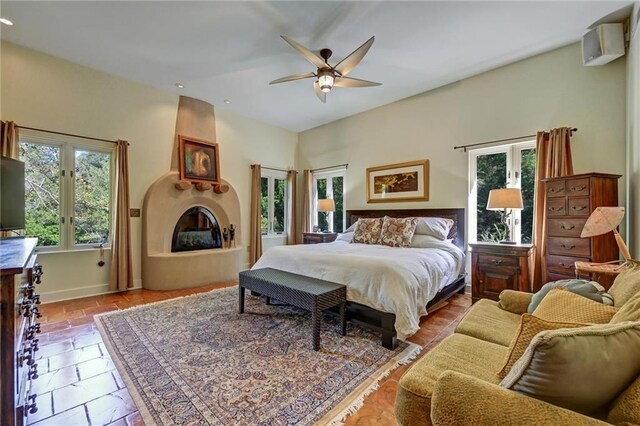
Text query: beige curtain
532 128 574 290
1 121 19 158
249 164 263 266
110 140 133 291
301 170 313 233
286 170 298 244
1 121 20 238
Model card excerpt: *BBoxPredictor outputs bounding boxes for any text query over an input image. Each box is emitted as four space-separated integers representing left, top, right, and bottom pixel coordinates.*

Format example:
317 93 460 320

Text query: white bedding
251 240 466 339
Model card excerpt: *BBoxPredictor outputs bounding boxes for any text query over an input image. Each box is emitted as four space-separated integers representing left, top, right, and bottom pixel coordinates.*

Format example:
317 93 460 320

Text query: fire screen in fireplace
171 207 222 252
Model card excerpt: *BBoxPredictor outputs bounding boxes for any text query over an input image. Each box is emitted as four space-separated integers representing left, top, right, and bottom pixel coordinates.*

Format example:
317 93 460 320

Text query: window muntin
469 141 536 244
19 132 114 250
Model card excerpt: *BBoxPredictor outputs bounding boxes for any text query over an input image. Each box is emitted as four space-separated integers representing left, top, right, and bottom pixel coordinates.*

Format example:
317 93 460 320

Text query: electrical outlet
130 208 141 217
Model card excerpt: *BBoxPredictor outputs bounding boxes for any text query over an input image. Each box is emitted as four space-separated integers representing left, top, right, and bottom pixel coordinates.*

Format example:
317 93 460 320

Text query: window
469 141 536 244
19 132 115 250
313 167 346 233
261 169 288 236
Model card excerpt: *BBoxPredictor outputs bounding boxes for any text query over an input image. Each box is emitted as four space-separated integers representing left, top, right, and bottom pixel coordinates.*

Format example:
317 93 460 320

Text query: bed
252 208 466 349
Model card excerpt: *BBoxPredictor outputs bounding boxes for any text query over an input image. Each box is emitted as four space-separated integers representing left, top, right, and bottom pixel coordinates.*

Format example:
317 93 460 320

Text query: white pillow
344 221 358 233
414 217 454 240
335 232 354 242
411 234 454 248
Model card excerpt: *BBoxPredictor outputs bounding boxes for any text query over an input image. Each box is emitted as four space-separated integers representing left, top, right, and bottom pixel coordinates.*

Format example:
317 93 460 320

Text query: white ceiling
1 1 631 132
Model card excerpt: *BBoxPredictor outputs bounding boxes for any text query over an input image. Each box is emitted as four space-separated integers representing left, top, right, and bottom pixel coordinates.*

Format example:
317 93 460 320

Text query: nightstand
303 232 338 244
469 242 534 303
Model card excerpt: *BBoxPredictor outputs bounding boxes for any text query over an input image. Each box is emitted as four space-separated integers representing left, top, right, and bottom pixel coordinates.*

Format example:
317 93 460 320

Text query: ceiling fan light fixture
317 69 334 93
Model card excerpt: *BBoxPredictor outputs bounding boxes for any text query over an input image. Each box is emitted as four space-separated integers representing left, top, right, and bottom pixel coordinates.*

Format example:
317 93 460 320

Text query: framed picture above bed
366 160 429 203
178 135 221 184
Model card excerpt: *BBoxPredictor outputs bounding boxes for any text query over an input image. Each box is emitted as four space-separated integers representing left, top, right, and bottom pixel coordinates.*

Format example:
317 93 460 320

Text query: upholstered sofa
395 270 640 426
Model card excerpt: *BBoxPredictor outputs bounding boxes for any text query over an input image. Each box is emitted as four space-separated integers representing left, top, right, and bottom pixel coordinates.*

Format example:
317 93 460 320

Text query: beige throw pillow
609 259 640 307
352 218 383 245
497 314 586 379
500 322 640 415
532 287 618 324
379 216 417 248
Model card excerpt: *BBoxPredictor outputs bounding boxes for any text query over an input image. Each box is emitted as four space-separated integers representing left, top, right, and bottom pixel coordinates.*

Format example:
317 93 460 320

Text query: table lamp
317 198 335 232
486 188 523 244
581 206 631 260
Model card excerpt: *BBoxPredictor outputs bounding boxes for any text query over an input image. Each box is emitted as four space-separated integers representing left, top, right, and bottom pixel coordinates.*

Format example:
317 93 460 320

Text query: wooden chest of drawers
470 243 534 303
541 173 621 288
1 238 43 425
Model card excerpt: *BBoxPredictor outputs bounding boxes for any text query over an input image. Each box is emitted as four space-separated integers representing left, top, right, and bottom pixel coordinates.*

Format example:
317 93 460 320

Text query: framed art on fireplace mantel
366 160 429 203
178 135 221 184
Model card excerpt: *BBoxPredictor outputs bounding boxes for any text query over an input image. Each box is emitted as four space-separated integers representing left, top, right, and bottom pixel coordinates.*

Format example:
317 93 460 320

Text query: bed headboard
346 208 466 250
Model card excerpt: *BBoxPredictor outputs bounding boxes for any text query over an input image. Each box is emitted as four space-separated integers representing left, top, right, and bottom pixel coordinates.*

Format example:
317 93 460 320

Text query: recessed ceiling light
224 99 231 104
175 83 184 89
0 18 14 26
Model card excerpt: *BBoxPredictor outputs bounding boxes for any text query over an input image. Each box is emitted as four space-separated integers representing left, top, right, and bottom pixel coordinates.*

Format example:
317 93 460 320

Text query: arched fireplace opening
172 206 222 252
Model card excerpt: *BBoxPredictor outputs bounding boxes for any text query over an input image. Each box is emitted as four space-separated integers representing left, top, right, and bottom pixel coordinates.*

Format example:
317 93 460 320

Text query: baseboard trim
41 279 143 304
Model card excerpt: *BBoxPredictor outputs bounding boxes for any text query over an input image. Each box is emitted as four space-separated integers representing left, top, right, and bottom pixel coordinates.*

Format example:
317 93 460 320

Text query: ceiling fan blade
313 81 326 103
281 35 329 69
269 71 316 85
333 36 375 76
333 76 382 88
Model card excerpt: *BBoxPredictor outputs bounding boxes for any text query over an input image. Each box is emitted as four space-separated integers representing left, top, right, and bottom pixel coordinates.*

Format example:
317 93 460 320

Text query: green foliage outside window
74 150 111 244
476 152 507 242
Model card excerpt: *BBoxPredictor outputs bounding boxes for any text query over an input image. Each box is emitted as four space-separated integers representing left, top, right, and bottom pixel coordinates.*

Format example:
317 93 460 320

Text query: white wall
299 43 627 229
628 3 640 258
1 41 297 301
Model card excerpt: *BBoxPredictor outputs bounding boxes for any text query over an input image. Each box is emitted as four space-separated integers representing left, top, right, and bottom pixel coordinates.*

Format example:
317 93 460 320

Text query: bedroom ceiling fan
269 35 382 103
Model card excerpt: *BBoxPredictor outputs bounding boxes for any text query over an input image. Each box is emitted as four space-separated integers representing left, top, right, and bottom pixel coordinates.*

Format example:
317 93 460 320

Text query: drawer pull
29 364 39 380
491 259 503 265
548 206 562 211
557 263 576 269
26 394 38 415
571 205 587 211
548 188 559 193
560 243 576 249
570 185 587 192
560 224 575 230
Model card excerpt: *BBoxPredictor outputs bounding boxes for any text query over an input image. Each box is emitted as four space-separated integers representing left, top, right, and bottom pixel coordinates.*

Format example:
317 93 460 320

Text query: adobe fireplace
172 206 222 252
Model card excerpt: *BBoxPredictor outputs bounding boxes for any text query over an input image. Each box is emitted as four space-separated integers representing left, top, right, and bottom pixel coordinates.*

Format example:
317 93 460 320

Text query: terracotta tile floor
30 282 470 425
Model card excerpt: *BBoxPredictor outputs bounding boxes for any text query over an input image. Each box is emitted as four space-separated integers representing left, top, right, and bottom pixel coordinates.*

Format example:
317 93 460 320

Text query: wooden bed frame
334 208 467 349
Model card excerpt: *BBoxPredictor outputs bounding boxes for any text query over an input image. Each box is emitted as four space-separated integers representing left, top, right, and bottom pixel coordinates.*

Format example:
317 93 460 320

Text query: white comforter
252 240 466 339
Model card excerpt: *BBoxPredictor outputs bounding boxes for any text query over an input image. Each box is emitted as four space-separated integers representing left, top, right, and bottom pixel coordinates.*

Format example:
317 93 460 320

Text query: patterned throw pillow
352 218 383 245
532 287 618 324
379 216 417 248
497 314 586 379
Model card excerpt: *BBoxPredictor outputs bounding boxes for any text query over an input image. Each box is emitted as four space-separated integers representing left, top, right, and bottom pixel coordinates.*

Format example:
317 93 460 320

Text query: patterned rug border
94 285 422 426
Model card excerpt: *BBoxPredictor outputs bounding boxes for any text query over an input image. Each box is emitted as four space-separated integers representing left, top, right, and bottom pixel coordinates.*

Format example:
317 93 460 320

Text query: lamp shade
581 207 625 237
317 198 335 212
487 188 523 210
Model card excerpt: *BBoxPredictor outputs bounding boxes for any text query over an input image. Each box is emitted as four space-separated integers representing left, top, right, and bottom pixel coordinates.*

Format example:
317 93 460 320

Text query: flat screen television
0 156 25 231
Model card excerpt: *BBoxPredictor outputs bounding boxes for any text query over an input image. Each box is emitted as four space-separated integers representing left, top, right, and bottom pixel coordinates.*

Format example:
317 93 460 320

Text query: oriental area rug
95 286 420 426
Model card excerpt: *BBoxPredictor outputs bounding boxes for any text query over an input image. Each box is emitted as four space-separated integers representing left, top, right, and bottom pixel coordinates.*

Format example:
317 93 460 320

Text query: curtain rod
311 163 349 173
256 165 297 173
454 128 577 152
17 125 127 145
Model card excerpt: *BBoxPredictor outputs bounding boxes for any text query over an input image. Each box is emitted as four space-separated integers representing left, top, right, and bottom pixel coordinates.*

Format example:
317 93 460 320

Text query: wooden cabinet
470 242 534 303
303 232 338 244
541 172 620 289
1 238 42 425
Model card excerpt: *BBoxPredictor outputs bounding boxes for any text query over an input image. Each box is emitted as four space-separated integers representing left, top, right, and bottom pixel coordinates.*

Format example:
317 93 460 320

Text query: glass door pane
260 177 269 234
476 152 507 242
520 148 536 243
74 149 111 245
273 178 285 233
332 176 344 232
316 178 327 231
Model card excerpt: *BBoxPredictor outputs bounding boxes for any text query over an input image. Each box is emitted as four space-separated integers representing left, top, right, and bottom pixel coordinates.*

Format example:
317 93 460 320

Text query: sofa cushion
532 288 618 324
396 333 507 426
609 259 640 307
528 279 613 313
500 322 640 416
455 298 520 347
498 290 533 315
611 290 640 323
497 314 586 379
608 374 640 425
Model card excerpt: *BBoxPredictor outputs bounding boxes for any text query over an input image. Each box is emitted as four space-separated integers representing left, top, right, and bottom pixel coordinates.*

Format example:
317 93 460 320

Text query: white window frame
312 166 347 233
261 169 288 237
19 131 116 251
468 140 535 244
